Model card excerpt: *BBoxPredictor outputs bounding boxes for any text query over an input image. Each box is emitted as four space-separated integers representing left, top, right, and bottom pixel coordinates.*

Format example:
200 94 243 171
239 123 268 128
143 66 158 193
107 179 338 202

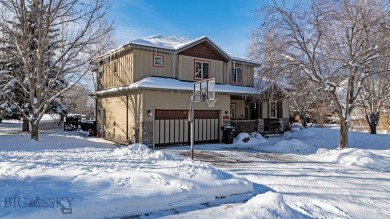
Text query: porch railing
229 120 257 133
229 118 290 134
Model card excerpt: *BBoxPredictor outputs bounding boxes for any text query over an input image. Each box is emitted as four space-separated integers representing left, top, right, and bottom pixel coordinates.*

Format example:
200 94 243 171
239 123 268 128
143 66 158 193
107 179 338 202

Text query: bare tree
357 54 390 134
0 0 113 140
253 0 390 148
62 84 94 115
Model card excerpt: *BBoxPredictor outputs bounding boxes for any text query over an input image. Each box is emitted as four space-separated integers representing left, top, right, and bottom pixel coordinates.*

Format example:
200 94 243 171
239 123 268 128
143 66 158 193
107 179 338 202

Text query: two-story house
94 35 289 147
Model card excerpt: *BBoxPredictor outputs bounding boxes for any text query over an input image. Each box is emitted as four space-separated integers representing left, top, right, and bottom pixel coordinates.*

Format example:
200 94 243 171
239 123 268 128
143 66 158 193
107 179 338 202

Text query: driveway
164 145 390 219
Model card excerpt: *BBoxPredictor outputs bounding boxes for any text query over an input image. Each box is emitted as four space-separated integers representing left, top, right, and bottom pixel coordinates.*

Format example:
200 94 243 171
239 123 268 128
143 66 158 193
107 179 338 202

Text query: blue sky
110 0 271 57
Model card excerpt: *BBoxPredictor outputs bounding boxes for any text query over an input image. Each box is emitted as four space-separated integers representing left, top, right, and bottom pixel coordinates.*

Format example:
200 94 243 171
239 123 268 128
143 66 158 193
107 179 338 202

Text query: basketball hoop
190 78 216 160
206 98 217 108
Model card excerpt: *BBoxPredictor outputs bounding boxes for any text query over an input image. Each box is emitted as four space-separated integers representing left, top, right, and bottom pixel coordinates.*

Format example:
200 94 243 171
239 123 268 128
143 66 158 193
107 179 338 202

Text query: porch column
257 119 264 132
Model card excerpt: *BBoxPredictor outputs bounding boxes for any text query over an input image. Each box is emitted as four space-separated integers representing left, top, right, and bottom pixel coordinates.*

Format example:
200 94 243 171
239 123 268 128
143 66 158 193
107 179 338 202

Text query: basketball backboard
193 78 215 102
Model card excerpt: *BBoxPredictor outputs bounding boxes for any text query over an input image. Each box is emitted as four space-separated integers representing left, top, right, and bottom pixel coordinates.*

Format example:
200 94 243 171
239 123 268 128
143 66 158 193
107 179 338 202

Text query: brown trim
179 42 225 61
194 59 211 80
155 110 188 120
153 54 164 67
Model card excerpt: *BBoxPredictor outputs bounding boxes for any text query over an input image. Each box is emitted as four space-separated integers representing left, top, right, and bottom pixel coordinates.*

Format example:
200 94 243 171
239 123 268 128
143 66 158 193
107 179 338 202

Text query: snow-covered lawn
1 121 389 218
0 121 252 218
161 127 390 219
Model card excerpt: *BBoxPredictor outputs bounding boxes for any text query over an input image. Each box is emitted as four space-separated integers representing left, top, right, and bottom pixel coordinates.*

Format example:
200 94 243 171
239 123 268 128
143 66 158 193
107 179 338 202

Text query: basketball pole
190 95 195 160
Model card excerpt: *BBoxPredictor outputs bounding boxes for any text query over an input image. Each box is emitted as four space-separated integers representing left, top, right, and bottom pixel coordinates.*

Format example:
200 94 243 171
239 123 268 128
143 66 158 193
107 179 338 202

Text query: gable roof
97 35 259 66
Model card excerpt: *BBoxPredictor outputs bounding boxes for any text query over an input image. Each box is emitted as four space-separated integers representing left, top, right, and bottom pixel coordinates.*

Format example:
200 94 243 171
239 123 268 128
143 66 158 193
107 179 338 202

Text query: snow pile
260 139 318 155
233 132 268 148
290 123 303 132
310 148 390 172
112 143 168 161
284 129 316 139
222 192 307 219
0 133 253 218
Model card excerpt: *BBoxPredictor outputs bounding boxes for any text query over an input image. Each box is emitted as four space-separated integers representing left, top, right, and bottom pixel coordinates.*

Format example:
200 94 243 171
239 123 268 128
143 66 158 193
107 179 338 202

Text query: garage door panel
154 110 219 147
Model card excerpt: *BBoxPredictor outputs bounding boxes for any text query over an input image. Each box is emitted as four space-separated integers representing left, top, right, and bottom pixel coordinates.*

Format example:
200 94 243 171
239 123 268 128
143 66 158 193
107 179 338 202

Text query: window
230 64 242 84
98 63 104 80
153 55 164 67
113 61 117 74
270 101 277 118
194 60 209 79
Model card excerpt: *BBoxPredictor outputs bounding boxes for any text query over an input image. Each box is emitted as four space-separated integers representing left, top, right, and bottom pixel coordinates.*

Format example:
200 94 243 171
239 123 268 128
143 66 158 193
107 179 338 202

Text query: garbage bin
222 125 235 144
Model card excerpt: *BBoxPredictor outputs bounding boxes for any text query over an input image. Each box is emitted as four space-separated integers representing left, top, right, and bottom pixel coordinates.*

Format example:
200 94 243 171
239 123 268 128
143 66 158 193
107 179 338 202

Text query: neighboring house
94 35 289 147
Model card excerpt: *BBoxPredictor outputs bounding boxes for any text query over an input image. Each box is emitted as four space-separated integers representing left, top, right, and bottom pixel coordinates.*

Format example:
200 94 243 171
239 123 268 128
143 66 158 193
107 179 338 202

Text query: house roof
95 76 272 96
97 35 259 66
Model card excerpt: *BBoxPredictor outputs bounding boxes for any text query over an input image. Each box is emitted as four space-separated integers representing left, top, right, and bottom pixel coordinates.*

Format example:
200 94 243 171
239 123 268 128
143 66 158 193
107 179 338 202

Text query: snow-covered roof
98 35 259 65
128 35 191 50
96 76 271 96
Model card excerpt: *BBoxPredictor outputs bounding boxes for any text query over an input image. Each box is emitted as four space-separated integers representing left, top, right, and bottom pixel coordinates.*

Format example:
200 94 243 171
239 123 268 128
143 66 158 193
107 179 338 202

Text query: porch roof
95 76 272 96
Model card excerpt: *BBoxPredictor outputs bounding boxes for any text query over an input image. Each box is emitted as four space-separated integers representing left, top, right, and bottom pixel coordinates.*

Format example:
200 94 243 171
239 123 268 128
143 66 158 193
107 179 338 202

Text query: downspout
95 97 98 135
126 94 129 144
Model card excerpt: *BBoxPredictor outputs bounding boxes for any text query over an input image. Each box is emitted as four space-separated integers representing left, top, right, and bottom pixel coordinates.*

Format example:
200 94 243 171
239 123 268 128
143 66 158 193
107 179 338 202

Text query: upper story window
98 62 104 80
112 61 117 74
195 60 209 79
153 55 164 67
230 64 242 84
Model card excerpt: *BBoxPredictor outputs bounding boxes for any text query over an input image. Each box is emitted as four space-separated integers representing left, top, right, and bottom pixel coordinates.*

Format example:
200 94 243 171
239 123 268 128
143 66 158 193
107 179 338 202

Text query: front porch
226 94 290 135
228 119 290 136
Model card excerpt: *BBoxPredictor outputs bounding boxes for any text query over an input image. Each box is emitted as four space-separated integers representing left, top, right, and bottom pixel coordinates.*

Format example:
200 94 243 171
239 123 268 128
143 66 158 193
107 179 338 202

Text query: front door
250 103 259 120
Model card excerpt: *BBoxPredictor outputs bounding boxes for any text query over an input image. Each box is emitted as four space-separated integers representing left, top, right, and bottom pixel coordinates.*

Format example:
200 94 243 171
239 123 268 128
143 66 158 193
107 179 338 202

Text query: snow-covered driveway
164 139 390 219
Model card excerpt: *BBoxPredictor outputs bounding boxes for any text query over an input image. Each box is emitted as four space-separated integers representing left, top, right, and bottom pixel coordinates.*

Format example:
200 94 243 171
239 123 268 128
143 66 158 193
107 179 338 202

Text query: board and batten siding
133 49 176 82
242 65 254 87
224 62 254 87
100 51 134 89
178 55 224 83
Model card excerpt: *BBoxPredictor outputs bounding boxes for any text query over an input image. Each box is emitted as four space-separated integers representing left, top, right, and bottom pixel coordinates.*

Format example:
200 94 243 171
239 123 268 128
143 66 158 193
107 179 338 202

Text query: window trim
153 54 164 67
112 61 117 74
269 100 278 118
98 63 104 81
230 65 242 84
194 59 210 80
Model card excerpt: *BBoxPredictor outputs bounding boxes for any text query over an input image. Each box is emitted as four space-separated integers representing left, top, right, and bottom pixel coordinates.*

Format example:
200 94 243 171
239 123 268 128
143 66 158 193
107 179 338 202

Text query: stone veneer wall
257 119 264 132
141 122 154 147
279 118 290 131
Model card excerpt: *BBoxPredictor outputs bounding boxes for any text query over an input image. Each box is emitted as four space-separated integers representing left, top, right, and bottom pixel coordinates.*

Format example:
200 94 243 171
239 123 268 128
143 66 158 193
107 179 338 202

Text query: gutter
95 86 260 97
